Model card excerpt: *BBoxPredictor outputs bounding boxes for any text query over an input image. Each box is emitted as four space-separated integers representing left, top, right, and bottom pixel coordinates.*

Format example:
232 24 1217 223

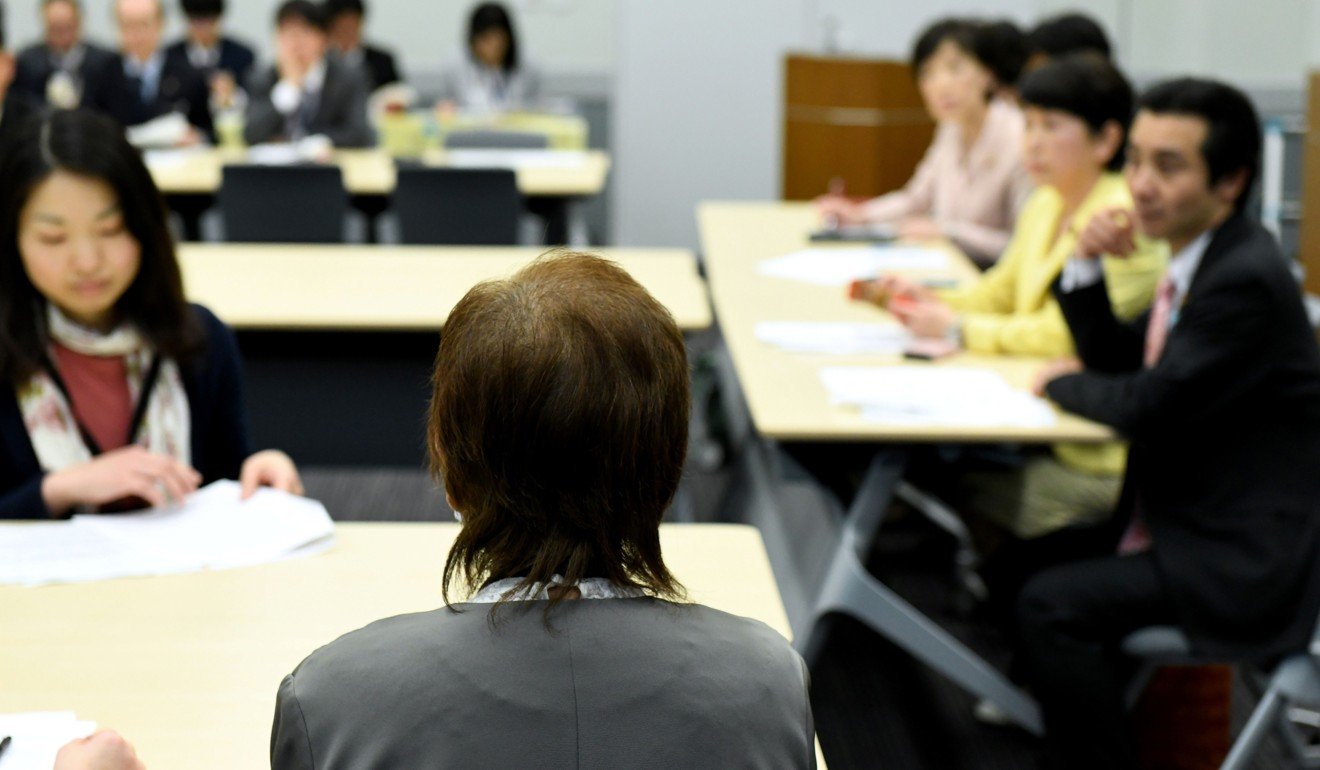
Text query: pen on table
823 176 846 229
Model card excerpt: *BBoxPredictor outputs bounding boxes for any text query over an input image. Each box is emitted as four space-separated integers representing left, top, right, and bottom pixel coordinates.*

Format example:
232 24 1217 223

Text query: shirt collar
124 50 164 78
304 59 327 94
187 41 220 68
467 575 646 603
1166 229 1213 303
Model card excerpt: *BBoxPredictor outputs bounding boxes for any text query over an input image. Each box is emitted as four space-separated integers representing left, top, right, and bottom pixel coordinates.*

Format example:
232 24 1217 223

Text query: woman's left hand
239 450 304 499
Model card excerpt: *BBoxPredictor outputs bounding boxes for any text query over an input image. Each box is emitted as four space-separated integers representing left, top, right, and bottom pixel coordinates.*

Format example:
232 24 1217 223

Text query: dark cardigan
0 304 253 518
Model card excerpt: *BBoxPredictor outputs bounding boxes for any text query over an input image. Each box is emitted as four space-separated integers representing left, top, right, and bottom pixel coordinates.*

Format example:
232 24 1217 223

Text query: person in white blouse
269 253 815 770
817 18 1033 266
439 2 541 114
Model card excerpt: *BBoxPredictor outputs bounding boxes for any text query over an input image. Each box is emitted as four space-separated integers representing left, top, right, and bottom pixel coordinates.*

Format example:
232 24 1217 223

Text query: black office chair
392 167 522 245
217 164 350 243
442 130 548 149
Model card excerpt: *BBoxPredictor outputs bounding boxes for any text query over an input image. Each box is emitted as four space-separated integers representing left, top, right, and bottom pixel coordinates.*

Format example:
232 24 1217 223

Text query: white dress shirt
271 59 326 115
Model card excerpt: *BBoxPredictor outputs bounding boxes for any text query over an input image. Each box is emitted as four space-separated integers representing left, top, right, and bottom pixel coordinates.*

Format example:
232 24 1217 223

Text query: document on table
756 321 911 355
0 712 96 770
820 366 1058 428
758 246 949 286
444 149 589 169
0 481 335 587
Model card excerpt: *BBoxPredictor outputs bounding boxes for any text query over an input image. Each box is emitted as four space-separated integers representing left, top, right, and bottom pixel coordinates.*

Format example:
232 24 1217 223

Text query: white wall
611 0 805 249
2 0 614 77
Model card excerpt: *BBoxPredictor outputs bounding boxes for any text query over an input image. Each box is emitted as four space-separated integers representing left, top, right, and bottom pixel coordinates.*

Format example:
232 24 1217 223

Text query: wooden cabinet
782 54 935 201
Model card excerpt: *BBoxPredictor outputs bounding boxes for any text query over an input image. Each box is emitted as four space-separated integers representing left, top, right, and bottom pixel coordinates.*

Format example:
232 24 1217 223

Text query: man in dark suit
244 0 371 148
324 0 401 92
12 0 117 109
163 0 255 114
87 0 212 143
1022 78 1320 769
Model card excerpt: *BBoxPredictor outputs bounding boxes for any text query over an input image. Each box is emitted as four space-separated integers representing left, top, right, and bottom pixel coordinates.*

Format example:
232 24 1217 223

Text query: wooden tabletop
0 522 826 769
178 244 712 332
697 200 1114 443
146 148 611 198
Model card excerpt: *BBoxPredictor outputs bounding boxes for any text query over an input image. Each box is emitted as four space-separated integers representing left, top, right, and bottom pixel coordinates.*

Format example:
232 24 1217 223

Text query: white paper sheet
0 481 335 587
444 149 588 169
757 246 949 286
0 712 97 770
820 366 1058 428
755 322 910 356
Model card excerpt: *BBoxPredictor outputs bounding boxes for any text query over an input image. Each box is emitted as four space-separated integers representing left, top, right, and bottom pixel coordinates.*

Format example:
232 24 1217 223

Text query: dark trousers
1017 552 1177 770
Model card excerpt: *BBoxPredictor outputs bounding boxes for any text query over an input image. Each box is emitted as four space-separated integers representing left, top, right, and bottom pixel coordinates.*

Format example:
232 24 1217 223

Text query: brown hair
430 251 688 611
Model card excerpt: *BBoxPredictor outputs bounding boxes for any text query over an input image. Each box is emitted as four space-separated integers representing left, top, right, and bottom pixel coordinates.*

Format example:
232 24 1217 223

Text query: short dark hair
274 0 324 31
179 0 223 19
323 0 364 20
974 20 1028 89
1137 78 1262 212
1026 12 1111 60
0 109 200 386
911 18 978 74
1019 53 1133 172
468 2 517 72
431 252 688 613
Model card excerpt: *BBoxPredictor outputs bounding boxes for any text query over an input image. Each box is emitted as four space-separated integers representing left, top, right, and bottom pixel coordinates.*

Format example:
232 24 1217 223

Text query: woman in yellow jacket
859 53 1167 539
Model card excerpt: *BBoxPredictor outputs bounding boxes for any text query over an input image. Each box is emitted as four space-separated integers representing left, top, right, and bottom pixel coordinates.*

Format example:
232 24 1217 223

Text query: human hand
891 297 957 339
1077 208 1137 260
1032 356 1083 396
276 39 308 87
239 449 303 500
210 71 237 107
896 216 943 240
42 445 201 514
815 194 865 226
53 730 146 770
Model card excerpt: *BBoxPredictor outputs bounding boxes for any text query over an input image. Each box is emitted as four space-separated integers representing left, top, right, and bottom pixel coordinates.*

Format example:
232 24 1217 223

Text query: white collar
303 58 327 94
1165 229 1213 304
466 575 646 604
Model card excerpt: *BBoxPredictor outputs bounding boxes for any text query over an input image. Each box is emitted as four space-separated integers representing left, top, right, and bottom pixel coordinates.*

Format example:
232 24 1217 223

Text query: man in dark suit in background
244 0 372 148
12 0 116 109
1022 78 1320 769
164 0 254 115
88 0 212 143
324 0 400 92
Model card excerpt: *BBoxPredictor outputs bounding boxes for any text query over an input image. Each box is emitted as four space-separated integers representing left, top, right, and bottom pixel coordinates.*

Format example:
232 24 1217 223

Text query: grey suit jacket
243 55 372 148
271 598 815 769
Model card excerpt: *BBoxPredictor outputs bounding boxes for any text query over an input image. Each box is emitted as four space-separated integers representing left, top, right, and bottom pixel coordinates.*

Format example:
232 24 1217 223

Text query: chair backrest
443 130 548 150
393 167 521 245
218 164 349 244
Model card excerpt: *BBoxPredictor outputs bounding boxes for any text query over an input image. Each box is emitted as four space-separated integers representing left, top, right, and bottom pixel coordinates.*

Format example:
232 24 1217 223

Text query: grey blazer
271 598 816 769
243 55 372 148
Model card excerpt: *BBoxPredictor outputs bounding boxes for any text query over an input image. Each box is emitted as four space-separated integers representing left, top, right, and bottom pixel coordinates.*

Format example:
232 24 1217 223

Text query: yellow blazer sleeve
1100 234 1169 320
959 294 1074 357
939 238 1022 315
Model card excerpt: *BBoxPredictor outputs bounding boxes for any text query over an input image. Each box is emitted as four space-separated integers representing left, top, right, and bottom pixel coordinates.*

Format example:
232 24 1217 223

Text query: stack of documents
758 246 949 286
0 481 335 587
0 712 96 769
756 322 910 355
820 366 1058 428
445 149 588 169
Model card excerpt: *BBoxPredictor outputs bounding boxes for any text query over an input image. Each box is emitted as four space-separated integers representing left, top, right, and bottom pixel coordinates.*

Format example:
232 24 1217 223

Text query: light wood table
698 200 1112 443
147 148 611 198
178 244 711 332
698 200 1118 736
0 522 824 769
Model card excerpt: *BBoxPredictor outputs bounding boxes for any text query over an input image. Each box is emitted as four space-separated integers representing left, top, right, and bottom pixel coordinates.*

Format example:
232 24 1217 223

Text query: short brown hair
431 251 689 610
